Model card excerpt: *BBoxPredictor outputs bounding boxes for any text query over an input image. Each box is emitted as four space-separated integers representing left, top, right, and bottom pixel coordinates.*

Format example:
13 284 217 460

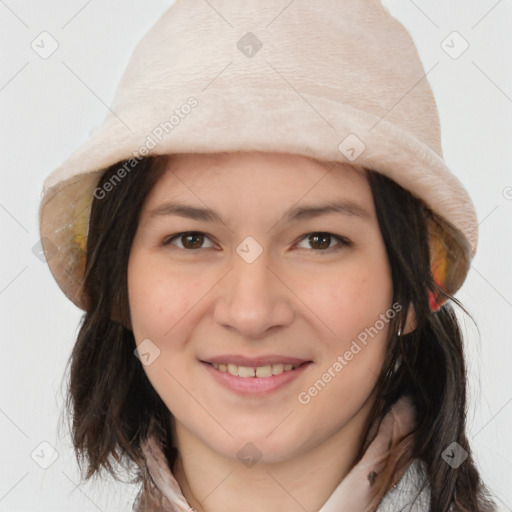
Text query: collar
135 395 424 512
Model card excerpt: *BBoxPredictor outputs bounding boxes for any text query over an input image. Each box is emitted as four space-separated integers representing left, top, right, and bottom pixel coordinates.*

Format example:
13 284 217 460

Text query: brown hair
364 170 495 511
61 155 496 511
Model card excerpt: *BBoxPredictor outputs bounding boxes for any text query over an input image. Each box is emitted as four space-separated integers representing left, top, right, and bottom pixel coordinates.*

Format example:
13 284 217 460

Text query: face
128 151 395 463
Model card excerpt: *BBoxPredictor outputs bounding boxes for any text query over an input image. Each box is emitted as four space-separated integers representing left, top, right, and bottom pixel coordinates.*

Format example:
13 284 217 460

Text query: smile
209 362 300 378
201 360 312 395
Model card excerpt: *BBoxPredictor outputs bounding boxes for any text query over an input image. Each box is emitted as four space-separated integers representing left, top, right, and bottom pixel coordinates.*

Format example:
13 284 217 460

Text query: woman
38 1 497 510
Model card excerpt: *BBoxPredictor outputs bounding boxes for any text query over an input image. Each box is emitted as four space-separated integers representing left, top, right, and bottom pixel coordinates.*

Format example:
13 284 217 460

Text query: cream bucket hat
38 0 477 311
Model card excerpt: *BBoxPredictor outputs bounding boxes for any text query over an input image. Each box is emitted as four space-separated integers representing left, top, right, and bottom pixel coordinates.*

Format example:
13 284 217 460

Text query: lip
201 354 310 367
200 359 312 395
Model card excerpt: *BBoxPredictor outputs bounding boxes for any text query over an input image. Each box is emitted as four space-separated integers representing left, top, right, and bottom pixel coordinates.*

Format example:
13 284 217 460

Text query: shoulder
376 459 431 512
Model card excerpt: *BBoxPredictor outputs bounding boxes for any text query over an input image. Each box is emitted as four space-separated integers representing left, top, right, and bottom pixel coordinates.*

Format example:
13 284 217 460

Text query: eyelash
162 231 352 253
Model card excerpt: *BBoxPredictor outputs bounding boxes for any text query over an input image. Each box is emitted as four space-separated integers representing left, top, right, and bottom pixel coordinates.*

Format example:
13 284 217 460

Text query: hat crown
108 0 441 156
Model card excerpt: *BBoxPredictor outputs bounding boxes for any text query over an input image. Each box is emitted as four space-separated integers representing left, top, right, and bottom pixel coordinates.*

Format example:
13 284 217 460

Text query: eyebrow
148 200 371 224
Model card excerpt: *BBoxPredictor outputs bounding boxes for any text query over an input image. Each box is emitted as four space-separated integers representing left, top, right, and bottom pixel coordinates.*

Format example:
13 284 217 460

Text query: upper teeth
211 363 299 378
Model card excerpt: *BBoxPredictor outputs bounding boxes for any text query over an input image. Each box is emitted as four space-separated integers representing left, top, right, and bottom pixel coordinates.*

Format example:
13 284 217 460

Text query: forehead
146 151 372 206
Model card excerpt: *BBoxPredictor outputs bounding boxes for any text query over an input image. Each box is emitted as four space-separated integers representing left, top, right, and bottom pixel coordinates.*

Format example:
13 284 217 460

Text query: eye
295 232 352 252
162 231 351 253
163 231 216 250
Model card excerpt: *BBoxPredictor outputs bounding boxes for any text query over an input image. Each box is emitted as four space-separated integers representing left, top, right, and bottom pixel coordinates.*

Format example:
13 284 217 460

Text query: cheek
127 253 205 410
128 254 202 342
300 258 393 344
295 250 393 404
295 272 393 437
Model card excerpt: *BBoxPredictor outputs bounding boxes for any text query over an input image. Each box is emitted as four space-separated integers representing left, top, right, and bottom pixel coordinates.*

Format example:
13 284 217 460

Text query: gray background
1 0 511 510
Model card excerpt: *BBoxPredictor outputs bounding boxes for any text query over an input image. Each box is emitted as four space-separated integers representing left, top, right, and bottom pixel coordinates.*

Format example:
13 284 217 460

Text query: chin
200 419 310 465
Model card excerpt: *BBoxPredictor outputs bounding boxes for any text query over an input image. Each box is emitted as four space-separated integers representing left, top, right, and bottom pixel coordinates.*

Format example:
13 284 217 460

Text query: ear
403 302 417 335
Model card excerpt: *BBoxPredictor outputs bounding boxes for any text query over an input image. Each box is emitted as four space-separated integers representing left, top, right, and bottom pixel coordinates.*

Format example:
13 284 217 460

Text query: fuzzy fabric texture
132 396 430 512
38 0 477 310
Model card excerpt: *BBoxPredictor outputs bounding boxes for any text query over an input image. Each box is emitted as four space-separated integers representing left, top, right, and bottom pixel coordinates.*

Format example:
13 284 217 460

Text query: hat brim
39 87 477 310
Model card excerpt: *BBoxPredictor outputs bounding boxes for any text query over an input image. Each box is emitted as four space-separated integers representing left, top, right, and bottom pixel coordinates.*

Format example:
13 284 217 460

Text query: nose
212 248 295 339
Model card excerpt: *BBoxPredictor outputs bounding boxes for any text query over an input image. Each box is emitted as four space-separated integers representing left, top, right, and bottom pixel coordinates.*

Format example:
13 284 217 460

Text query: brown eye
164 231 215 250
309 233 331 249
182 232 204 249
296 232 351 252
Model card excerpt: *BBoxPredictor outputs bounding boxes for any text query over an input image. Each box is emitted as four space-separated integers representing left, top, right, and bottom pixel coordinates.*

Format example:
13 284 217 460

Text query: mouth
202 361 308 378
199 356 313 395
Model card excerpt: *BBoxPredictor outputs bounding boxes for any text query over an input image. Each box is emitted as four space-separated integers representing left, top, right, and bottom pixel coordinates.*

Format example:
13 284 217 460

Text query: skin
127 151 415 512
